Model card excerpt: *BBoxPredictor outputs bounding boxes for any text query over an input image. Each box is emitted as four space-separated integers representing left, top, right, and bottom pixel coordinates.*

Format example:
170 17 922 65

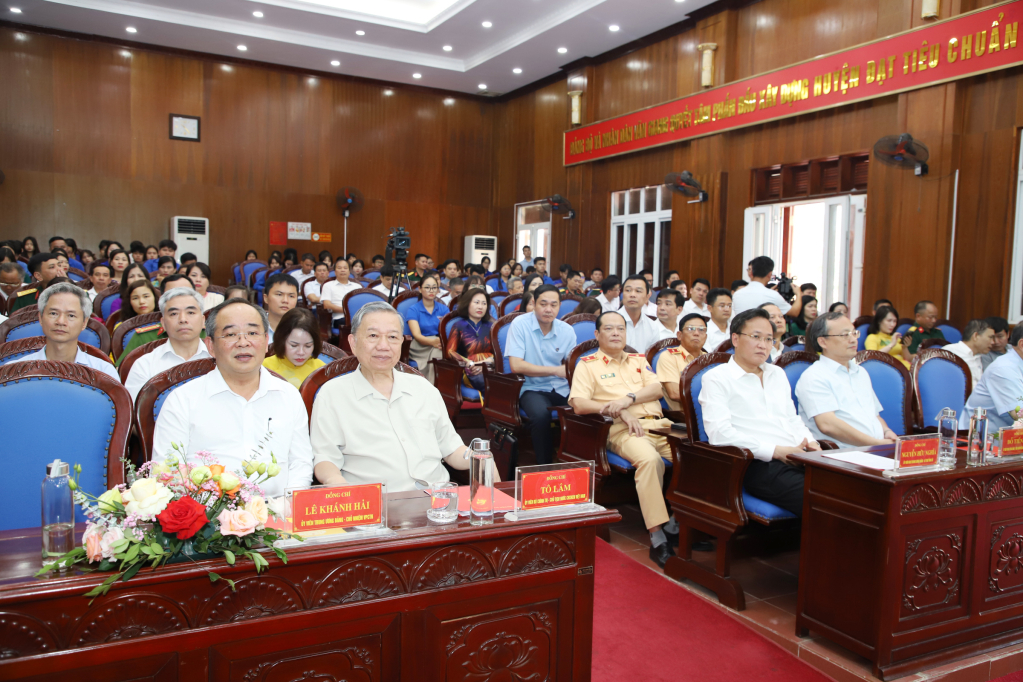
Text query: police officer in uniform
568 310 678 567
8 253 62 315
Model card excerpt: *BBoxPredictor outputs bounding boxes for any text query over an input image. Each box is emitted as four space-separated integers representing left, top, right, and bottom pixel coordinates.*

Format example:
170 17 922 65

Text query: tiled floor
604 503 1023 682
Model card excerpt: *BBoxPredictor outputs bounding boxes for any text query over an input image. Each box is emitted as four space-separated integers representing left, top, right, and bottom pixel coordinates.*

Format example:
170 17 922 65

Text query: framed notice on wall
169 114 200 141
288 222 312 240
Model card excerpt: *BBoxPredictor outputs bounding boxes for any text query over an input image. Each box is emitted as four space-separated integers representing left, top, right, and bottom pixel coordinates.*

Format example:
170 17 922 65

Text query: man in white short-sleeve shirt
944 319 994 390
795 312 898 448
621 276 661 352
731 256 803 320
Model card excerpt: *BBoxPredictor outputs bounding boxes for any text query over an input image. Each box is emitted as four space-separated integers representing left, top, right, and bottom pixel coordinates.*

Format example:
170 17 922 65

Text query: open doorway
743 195 866 316
515 202 552 267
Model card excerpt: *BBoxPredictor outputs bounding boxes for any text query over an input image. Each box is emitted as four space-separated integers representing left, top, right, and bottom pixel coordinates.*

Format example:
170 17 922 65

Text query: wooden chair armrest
666 440 756 529
432 358 469 419
481 366 526 427
555 406 616 477
664 409 686 425
401 335 413 364
818 440 840 450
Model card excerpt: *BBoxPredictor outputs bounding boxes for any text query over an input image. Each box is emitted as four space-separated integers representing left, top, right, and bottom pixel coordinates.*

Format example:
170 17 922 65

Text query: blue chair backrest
346 291 385 319
66 271 85 283
650 346 672 372
558 299 580 319
100 295 118 320
0 349 37 364
497 321 515 373
313 363 358 400
395 297 419 336
859 358 909 435
938 324 961 343
233 263 242 284
317 352 335 364
491 293 508 306
363 271 381 280
690 363 722 443
444 316 458 339
505 299 521 313
856 323 870 351
574 346 599 368
241 261 265 285
120 327 136 349
784 342 805 353
489 304 499 320
896 322 911 337
570 319 596 346
781 359 815 412
1 374 121 529
79 326 102 349
917 355 969 429
6 320 43 342
253 270 268 305
152 374 204 423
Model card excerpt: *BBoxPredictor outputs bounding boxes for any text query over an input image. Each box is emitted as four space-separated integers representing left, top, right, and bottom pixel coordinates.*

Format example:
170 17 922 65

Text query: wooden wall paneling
593 37 681 122
202 186 267 277
443 100 493 210
201 61 271 192
696 8 737 87
0 170 55 238
330 79 390 204
267 72 333 197
0 29 55 174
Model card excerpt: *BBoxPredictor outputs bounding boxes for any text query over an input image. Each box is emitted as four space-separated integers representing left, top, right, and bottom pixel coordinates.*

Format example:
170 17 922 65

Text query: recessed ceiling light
121 50 131 57
221 65 233 72
442 45 453 51
513 67 522 74
675 0 685 3
412 73 422 79
355 30 365 35
557 47 568 54
10 7 22 12
478 83 487 90
252 11 263 17
126 26 137 33
237 45 247 51
330 60 340 66
383 89 393 96
481 20 492 28
609 24 620 31
444 98 455 105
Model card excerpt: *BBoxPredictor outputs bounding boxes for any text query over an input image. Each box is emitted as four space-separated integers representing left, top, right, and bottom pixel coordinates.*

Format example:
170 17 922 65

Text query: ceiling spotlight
481 20 492 28
126 26 137 33
330 60 340 66
413 73 422 79
609 24 620 31
478 83 487 90
444 98 455 105
252 10 263 17
557 47 568 54
675 0 685 3
121 50 131 57
442 45 453 51
237 44 247 51
383 89 393 96
10 6 22 12
356 30 365 35
513 67 522 74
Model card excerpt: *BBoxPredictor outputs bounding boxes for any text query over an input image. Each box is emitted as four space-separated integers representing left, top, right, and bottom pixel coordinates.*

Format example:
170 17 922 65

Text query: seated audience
79 250 95 268
48 237 82 269
654 289 682 340
292 254 316 288
496 262 513 292
441 259 461 286
961 324 1023 430
700 308 820 516
145 245 158 262
262 308 326 389
153 255 176 284
371 265 398 296
225 284 250 301
350 259 366 279
179 252 197 267
759 303 787 361
311 302 485 491
445 289 495 391
86 262 112 301
829 301 849 317
371 254 385 269
787 295 817 337
153 299 313 497
406 273 449 383
317 250 332 267
732 256 802 318
903 300 944 357
12 281 120 381
506 285 577 465
682 278 710 316
115 275 197 365
584 267 604 290
575 297 602 316
795 312 897 448
621 275 661 352
20 236 40 260
657 312 708 411
864 305 909 368
982 316 1010 371
731 279 748 294
0 262 25 304
245 249 259 261
944 319 994 389
533 257 554 285
561 270 586 297
116 280 158 327
670 279 688 299
440 277 464 307
264 273 299 342
518 290 536 313
185 263 223 311
506 276 524 296
124 288 209 401
873 298 893 312
311 259 360 327
569 311 678 567
704 288 733 352
8 252 61 314
52 250 70 277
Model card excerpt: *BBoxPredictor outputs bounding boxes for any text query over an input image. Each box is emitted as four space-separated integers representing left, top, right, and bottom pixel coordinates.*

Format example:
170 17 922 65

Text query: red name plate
520 468 590 510
1000 428 1023 457
292 483 382 531
899 437 940 468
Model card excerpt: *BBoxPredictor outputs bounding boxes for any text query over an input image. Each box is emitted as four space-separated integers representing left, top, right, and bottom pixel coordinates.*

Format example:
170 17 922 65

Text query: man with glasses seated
699 308 820 516
152 299 313 498
13 281 120 382
657 312 708 412
795 312 897 448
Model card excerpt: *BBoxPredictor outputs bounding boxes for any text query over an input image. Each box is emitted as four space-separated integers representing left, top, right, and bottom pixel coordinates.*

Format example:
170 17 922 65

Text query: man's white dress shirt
596 293 620 313
152 366 314 498
321 280 362 322
944 341 984 389
654 321 677 345
681 299 709 317
795 356 884 448
624 310 662 352
292 270 315 288
704 321 731 353
699 357 814 461
124 340 212 402
16 346 120 382
731 281 792 315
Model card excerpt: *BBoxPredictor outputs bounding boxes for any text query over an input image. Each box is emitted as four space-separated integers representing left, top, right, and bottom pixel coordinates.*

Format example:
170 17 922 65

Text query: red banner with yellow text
564 1 1023 165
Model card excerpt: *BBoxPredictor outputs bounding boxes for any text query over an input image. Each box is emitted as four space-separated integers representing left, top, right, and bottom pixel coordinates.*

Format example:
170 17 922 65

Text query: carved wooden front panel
444 604 557 682
900 526 967 621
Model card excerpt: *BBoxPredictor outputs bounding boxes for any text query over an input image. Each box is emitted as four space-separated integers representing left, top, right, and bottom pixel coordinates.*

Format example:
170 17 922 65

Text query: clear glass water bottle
967 407 989 467
42 459 75 566
937 408 958 469
465 439 494 526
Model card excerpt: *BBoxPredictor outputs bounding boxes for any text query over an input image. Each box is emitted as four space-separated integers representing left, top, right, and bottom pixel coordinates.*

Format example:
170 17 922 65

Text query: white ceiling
5 0 718 94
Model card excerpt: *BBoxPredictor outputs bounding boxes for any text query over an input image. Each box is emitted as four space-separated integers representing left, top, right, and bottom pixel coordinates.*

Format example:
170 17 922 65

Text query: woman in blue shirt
406 273 449 383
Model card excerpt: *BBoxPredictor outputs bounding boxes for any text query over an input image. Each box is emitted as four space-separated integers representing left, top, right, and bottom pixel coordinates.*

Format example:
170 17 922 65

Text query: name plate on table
993 427 1023 461
511 462 603 520
275 483 394 547
884 434 943 478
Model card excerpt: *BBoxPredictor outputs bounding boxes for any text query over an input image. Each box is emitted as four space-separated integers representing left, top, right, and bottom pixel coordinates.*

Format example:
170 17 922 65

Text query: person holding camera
731 256 805 320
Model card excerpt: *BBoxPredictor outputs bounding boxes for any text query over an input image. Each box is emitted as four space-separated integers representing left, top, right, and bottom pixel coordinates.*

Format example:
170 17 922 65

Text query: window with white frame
609 185 672 284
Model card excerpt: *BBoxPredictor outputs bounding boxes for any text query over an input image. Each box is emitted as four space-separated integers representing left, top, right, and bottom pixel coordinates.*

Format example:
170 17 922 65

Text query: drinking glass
427 482 459 523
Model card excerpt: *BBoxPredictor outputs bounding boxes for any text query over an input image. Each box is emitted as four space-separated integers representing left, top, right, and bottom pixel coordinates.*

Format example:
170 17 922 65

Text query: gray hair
159 288 204 314
38 281 92 319
806 311 845 353
963 318 990 343
507 276 522 287
204 299 269 338
353 301 403 336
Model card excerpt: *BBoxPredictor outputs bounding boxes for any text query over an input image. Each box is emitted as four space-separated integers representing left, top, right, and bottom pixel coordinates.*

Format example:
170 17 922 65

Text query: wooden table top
791 445 1023 484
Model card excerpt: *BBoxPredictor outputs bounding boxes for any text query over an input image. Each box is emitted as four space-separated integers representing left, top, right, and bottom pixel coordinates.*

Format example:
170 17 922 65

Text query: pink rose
83 524 104 563
100 528 124 561
217 509 258 537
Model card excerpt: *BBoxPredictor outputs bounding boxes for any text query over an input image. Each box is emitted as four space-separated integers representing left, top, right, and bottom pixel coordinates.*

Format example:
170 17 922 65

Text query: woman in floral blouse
445 289 495 391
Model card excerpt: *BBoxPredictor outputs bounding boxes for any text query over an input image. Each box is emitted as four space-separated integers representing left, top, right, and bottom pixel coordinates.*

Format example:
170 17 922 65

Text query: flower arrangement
37 442 300 599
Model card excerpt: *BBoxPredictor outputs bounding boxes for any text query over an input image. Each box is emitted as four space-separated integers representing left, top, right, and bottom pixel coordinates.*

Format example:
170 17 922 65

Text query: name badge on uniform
600 373 616 379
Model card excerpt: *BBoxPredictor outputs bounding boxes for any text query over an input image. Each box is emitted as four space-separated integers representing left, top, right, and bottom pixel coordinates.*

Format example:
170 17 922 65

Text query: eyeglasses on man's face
820 330 860 340
736 332 774 346
216 330 264 344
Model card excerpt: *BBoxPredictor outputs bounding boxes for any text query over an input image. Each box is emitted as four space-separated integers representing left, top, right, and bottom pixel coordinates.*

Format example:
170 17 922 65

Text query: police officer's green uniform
7 286 40 314
114 322 208 366
903 325 945 355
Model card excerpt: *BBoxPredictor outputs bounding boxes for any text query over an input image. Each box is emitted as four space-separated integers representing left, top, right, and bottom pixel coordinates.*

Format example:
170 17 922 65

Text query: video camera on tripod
384 227 412 303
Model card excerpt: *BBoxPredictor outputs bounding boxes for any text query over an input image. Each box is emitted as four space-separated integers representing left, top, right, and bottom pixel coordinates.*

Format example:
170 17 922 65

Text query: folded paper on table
822 451 896 470
457 486 518 516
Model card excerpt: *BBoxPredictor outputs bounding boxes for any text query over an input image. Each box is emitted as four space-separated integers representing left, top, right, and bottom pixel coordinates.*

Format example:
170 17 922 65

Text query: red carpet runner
592 539 828 682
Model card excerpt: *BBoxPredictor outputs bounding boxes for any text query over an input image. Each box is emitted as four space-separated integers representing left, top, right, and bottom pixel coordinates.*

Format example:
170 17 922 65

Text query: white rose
245 497 269 526
100 527 124 560
124 478 173 518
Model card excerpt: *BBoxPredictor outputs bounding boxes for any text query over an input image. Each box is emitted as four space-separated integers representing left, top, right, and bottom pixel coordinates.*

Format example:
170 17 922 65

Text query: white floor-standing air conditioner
464 235 497 266
171 216 209 263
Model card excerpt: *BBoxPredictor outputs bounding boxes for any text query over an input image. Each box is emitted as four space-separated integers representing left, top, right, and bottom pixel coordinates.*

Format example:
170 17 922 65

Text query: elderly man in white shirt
944 318 994 389
795 312 898 448
125 288 211 401
152 299 314 498
703 287 733 352
14 281 120 382
731 256 803 319
699 308 820 516
311 301 495 491
621 275 661 352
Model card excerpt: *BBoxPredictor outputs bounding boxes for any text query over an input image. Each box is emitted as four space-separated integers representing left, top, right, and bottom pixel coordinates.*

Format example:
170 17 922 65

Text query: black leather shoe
649 542 675 568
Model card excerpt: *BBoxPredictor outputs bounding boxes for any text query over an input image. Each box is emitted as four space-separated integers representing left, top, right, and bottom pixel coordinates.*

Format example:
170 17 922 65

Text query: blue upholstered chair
111 312 160 361
911 348 971 431
337 289 388 353
856 323 870 351
0 312 110 355
774 351 819 413
432 312 485 427
936 320 962 344
855 350 913 436
558 296 582 319
491 292 508 308
135 358 217 462
317 342 347 365
564 313 598 347
66 267 88 283
0 360 130 529
645 337 683 421
241 260 268 289
362 270 382 281
299 356 422 420
499 294 523 316
92 287 122 322
231 262 243 285
0 337 113 368
896 320 913 337
782 336 805 354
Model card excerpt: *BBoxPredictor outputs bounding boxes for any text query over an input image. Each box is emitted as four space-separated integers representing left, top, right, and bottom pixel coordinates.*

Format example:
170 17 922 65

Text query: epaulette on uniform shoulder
135 322 162 334
16 288 37 297
581 355 598 362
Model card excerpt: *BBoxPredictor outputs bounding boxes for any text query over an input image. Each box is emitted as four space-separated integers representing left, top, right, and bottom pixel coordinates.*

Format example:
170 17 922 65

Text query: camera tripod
387 260 414 303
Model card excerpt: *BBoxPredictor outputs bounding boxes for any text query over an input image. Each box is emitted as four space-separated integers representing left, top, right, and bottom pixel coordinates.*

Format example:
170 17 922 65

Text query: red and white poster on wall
269 221 287 246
